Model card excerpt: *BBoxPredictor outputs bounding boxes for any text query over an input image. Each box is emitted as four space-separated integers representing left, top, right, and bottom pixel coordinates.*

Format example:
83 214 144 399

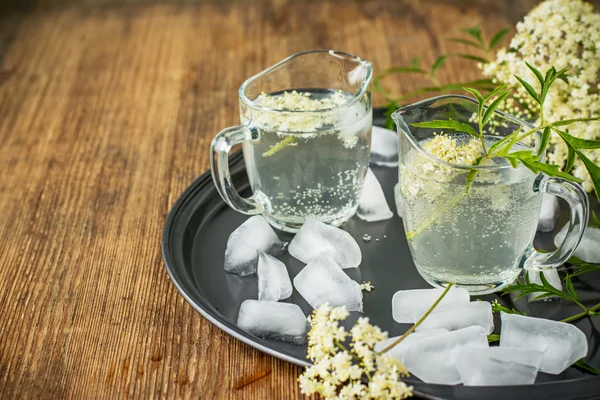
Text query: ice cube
500 312 588 374
237 300 308 344
402 326 489 385
289 220 361 269
555 224 600 263
356 169 394 222
416 301 494 334
526 269 562 302
391 287 470 323
370 126 398 167
257 250 292 302
455 346 542 386
537 194 559 233
374 329 449 363
225 216 285 276
393 182 403 218
293 256 363 312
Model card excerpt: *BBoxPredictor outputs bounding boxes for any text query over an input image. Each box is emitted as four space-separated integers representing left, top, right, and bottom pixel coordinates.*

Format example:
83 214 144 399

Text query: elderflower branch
377 282 456 355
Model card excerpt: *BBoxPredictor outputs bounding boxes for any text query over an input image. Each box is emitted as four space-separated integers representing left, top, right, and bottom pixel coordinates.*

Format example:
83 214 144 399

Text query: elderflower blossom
360 281 375 292
481 0 600 193
299 304 413 399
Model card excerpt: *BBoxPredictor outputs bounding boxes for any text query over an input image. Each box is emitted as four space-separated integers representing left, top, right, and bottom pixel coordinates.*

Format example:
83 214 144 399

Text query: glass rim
238 50 373 114
393 94 542 171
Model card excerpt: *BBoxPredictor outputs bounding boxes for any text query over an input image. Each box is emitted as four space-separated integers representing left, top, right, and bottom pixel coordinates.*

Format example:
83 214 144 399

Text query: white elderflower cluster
481 0 600 193
299 304 413 400
253 90 348 133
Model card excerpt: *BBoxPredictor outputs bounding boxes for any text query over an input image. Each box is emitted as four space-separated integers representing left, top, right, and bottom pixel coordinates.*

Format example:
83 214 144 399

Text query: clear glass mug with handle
392 95 589 294
210 50 373 232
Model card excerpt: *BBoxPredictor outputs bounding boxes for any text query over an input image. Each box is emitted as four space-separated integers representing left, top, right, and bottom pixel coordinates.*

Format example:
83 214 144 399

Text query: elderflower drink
240 89 372 230
399 135 541 293
393 95 589 295
211 50 373 232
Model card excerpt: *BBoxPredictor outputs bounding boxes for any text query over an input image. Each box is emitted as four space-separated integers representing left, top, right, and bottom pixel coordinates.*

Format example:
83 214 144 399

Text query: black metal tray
162 110 600 399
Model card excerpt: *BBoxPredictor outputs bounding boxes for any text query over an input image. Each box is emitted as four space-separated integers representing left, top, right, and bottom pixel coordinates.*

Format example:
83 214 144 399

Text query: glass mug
393 95 589 294
210 50 373 232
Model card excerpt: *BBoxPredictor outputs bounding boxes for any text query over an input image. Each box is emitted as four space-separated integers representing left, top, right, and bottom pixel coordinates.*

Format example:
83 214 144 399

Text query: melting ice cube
391 287 470 323
374 329 449 363
289 220 361 269
370 126 398 167
224 216 285 276
237 300 308 344
293 256 363 312
456 346 543 386
500 312 588 374
555 224 600 264
356 169 394 222
393 182 403 218
403 326 489 385
257 250 292 302
537 194 559 233
416 301 494 334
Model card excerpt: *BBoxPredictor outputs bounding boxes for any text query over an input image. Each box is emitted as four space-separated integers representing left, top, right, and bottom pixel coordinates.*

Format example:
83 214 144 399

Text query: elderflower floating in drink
240 89 372 229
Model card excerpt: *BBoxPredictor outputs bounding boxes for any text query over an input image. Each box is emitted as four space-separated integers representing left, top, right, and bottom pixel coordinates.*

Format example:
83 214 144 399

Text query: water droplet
362 234 372 243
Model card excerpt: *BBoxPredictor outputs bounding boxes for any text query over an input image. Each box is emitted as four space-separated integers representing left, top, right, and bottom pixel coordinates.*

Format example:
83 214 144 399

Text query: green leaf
540 67 557 103
488 28 510 50
462 87 484 104
514 75 540 104
551 117 600 127
574 359 600 375
565 146 576 173
483 84 509 102
462 87 485 119
569 264 600 278
565 275 577 299
526 161 583 182
576 150 600 200
457 54 489 63
448 37 482 49
490 299 525 316
593 211 600 229
552 126 600 149
488 130 518 155
460 25 484 45
556 67 570 84
525 62 545 89
502 151 583 182
537 127 551 156
410 119 479 138
465 157 484 194
482 90 511 125
430 55 447 75
487 334 500 343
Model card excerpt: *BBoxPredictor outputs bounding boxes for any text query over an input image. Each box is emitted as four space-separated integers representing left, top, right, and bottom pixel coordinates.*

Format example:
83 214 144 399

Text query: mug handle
525 177 589 270
210 125 265 215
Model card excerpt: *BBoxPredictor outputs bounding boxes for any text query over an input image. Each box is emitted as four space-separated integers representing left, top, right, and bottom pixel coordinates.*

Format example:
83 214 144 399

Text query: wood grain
0 0 557 398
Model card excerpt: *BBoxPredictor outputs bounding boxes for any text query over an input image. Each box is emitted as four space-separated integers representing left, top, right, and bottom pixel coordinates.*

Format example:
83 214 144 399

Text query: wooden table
0 0 561 398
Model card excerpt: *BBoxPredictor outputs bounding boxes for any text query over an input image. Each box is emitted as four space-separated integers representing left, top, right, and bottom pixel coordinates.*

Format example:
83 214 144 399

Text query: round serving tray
162 112 600 399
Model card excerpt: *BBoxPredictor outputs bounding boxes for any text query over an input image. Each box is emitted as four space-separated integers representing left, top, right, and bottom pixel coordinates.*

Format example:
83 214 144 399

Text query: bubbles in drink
399 136 541 292
242 89 372 230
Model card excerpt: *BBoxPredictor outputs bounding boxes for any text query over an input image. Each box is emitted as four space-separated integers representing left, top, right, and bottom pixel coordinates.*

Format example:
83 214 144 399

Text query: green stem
561 311 589 323
377 283 456 355
560 302 600 323
262 136 297 157
405 192 465 241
